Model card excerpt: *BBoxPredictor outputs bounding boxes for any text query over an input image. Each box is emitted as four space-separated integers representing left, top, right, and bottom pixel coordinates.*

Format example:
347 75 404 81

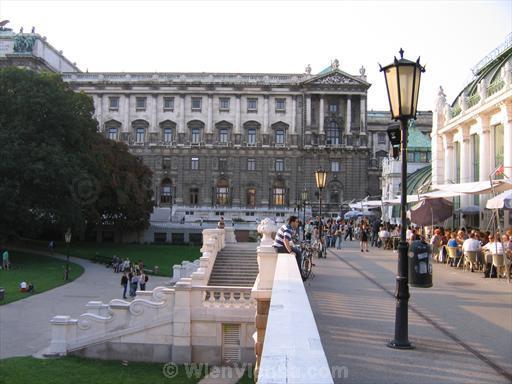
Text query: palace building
1 24 432 227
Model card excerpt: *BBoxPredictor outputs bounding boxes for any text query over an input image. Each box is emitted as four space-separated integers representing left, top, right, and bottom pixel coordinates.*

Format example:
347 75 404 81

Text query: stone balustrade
197 286 255 309
170 260 200 284
257 253 333 384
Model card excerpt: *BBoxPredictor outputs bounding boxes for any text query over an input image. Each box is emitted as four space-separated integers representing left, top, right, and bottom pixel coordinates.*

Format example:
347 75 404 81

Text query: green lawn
0 251 83 305
12 239 201 277
0 356 203 384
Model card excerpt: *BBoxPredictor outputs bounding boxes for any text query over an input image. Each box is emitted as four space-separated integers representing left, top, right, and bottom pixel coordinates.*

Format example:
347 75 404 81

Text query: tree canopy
0 67 153 239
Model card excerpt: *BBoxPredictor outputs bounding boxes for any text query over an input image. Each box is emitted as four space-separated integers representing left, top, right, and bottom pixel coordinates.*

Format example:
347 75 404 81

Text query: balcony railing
467 94 481 108
487 79 505 97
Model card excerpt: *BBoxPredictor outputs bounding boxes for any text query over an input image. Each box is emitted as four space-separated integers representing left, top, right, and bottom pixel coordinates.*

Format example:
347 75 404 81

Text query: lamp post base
387 340 415 350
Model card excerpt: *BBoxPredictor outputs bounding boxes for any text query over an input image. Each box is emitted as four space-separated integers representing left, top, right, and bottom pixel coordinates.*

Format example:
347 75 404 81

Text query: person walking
121 272 128 299
139 271 147 291
129 272 139 298
2 248 9 271
360 224 369 252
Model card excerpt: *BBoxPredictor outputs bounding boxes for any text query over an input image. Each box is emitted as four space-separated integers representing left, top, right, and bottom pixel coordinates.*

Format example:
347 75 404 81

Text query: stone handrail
257 253 333 384
48 287 175 355
170 259 200 284
190 228 225 286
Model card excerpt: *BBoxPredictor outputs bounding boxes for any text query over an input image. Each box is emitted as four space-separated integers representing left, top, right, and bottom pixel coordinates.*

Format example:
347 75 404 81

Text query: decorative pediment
312 73 360 85
303 69 370 88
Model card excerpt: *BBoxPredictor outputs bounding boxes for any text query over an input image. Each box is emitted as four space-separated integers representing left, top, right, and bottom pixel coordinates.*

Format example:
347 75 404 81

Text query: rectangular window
247 98 258 112
163 97 174 111
247 158 256 171
190 188 199 205
136 128 145 143
154 232 167 243
275 159 284 172
191 157 199 170
472 134 479 181
163 127 173 143
275 129 285 145
328 103 338 113
247 128 256 145
108 127 117 140
191 97 202 111
494 124 504 175
191 128 200 143
109 97 119 111
378 132 386 144
136 97 146 111
219 158 228 171
163 157 171 169
275 98 286 112
408 151 415 162
219 97 230 111
331 161 340 173
219 128 229 143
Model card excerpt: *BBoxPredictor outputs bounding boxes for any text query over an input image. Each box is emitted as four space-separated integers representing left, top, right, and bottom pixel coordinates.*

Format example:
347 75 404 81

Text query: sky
1 0 511 111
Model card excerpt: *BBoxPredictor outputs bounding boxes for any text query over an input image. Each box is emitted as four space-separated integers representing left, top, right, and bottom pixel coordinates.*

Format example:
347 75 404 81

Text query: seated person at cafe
447 233 461 265
462 232 482 268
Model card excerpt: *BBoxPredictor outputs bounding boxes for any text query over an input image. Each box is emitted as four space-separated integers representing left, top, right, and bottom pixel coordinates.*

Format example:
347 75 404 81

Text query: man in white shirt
462 233 481 253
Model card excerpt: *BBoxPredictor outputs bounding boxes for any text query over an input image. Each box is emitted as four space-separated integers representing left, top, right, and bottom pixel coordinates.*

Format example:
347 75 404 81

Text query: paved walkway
306 240 512 384
0 249 172 359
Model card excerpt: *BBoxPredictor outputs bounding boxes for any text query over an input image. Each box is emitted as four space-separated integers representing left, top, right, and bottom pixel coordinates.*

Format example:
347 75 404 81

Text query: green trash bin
408 239 433 288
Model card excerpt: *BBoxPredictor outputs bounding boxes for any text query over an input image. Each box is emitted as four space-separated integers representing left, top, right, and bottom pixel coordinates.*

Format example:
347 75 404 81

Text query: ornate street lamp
64 228 72 281
301 187 309 239
315 169 327 257
380 48 425 349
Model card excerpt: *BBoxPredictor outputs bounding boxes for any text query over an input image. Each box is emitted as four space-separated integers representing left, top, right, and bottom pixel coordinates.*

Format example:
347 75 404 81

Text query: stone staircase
208 243 259 287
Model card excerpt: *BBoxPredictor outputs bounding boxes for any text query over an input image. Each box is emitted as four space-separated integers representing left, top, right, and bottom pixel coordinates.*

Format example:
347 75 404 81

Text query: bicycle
299 241 314 281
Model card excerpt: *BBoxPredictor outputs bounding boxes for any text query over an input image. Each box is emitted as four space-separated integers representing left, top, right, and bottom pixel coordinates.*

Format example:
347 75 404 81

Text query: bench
92 254 112 266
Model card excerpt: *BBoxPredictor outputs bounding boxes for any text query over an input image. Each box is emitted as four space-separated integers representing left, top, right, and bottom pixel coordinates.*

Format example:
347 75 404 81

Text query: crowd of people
111 256 149 299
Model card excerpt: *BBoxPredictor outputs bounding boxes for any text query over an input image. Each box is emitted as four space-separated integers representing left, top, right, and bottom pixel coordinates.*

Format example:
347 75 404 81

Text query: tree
0 67 153 239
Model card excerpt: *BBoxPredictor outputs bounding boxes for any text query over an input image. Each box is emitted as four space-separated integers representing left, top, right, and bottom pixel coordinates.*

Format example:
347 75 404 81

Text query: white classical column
207 94 213 134
151 95 157 132
180 95 186 133
360 96 366 132
501 102 512 179
345 96 351 135
443 133 454 183
291 96 297 134
478 115 491 181
123 95 130 132
235 95 241 134
319 95 324 135
306 95 311 128
95 95 103 121
263 96 269 134
460 125 471 207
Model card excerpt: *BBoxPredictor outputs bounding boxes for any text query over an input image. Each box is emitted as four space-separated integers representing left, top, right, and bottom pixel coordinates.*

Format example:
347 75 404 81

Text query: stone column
306 95 311 128
501 102 512 179
478 115 491 181
263 96 269 134
207 94 213 134
180 95 186 133
443 133 454 183
360 96 366 132
151 94 158 132
96 95 103 122
251 219 278 381
172 279 192 364
319 95 324 135
291 96 297 134
460 125 471 207
235 95 241 134
345 96 352 135
124 95 130 133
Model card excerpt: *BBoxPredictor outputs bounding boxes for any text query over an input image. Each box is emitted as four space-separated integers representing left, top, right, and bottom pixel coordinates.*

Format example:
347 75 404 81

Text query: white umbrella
486 190 512 209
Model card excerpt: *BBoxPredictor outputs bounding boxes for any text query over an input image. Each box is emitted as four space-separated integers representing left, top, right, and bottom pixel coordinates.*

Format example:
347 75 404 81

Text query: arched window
160 120 176 144
132 119 149 144
105 120 122 141
160 179 172 204
246 188 256 208
216 179 230 206
326 120 341 145
272 179 286 206
188 120 205 144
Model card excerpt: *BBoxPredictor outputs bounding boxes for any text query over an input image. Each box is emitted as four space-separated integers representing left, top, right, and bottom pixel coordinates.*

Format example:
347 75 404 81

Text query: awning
486 190 512 209
384 180 512 205
349 200 385 209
